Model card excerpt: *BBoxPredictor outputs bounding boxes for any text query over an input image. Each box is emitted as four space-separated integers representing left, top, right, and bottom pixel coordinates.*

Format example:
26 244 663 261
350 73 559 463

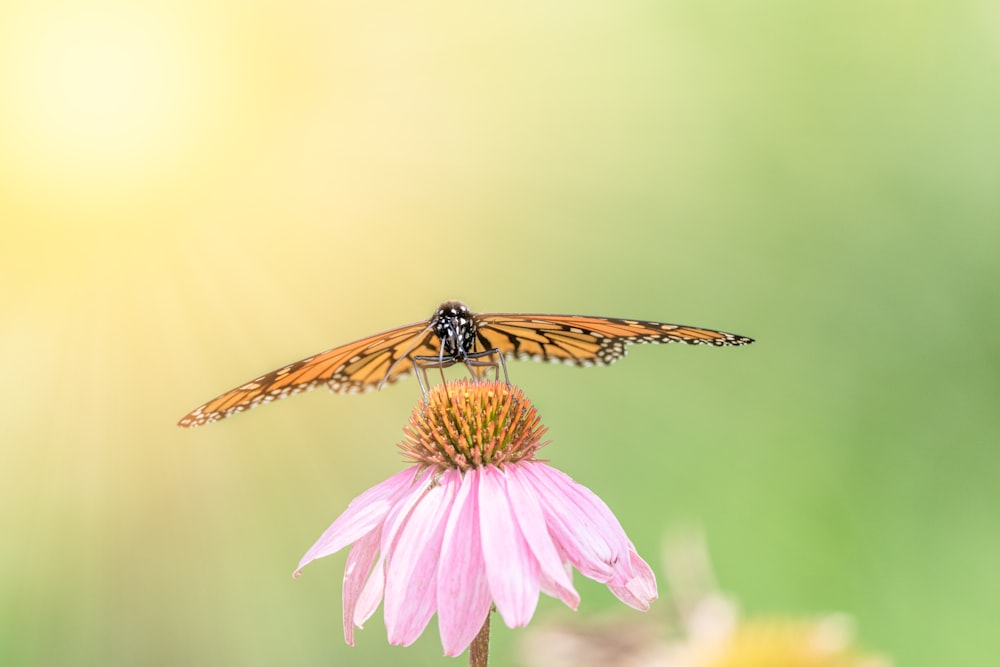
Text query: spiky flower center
399 380 547 470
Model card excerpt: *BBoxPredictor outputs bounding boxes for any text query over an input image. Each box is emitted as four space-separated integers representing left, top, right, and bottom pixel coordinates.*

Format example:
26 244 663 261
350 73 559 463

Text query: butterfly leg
413 354 462 413
413 355 460 388
414 360 430 398
461 348 510 385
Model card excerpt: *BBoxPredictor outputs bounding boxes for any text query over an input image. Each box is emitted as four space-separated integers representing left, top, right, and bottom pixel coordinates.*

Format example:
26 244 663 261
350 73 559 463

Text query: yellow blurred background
2 1 998 665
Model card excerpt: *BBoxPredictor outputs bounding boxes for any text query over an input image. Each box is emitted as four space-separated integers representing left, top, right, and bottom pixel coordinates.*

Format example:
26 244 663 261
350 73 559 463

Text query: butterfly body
178 300 753 427
431 300 478 362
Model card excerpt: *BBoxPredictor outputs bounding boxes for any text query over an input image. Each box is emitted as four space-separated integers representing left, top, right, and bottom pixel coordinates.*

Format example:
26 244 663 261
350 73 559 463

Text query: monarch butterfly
178 300 753 427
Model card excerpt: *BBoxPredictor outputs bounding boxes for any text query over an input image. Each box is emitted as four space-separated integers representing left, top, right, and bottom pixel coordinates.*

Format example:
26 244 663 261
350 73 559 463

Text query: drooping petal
478 465 540 628
519 463 627 582
353 554 385 628
380 467 436 560
606 548 658 611
537 563 576 604
505 463 579 609
296 467 421 574
341 528 381 645
383 474 457 647
354 468 435 631
436 468 492 657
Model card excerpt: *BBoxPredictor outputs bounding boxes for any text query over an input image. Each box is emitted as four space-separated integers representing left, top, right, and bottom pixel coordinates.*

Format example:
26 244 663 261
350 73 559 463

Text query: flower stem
468 611 491 667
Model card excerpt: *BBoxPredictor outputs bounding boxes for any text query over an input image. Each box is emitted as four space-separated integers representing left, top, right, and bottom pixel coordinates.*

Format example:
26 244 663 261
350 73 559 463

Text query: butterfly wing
474 313 754 366
178 320 437 427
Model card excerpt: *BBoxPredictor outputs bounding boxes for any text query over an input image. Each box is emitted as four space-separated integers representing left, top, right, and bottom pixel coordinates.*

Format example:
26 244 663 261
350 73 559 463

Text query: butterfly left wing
473 313 754 367
178 320 438 427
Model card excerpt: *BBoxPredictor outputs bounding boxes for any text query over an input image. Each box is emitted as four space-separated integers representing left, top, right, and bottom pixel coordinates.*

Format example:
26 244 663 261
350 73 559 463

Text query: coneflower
295 379 657 661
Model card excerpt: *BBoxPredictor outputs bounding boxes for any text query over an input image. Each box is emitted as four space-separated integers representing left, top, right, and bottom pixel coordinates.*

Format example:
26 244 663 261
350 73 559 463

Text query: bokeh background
2 1 998 665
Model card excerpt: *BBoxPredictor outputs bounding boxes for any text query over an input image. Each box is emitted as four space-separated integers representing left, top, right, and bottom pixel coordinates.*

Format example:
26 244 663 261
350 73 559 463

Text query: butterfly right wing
177 320 437 427
474 313 754 367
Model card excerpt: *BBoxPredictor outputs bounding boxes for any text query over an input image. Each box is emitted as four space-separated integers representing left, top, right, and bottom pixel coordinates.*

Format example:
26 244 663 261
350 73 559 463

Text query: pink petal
353 554 385 628
295 467 421 573
341 529 381 646
519 463 627 582
383 474 457 647
356 468 435 631
379 467 436 560
606 548 658 611
504 464 579 609
545 465 632 559
478 465 540 628
437 468 492 656
538 563 575 604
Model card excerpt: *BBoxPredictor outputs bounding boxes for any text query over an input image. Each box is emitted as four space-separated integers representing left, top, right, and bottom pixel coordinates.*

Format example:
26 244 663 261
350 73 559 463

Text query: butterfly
177 300 754 427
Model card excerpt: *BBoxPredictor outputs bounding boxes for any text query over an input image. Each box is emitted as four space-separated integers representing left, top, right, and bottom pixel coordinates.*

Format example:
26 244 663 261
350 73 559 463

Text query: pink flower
295 380 657 657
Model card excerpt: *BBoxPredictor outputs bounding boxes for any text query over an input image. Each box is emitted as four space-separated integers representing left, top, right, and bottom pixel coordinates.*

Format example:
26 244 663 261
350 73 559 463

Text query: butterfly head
432 300 477 360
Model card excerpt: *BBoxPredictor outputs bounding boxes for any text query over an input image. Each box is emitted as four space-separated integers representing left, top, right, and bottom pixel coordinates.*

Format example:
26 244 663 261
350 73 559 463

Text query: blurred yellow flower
685 616 888 667
519 531 890 667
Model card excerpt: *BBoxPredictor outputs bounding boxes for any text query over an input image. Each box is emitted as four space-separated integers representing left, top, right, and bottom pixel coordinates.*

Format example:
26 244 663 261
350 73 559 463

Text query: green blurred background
2 1 997 665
